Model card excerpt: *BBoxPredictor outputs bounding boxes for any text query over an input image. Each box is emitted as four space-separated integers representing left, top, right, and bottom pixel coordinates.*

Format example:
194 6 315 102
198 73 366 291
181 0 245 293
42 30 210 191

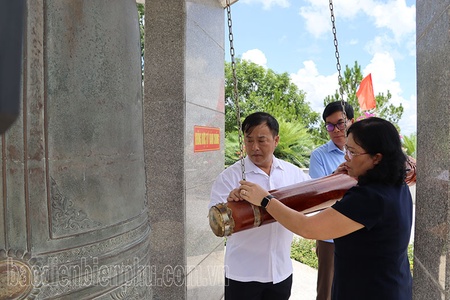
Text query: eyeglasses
325 121 346 132
344 145 369 160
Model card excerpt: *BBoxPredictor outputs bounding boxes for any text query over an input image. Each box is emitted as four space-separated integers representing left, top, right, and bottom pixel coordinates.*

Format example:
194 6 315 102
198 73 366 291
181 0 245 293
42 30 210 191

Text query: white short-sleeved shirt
209 156 311 283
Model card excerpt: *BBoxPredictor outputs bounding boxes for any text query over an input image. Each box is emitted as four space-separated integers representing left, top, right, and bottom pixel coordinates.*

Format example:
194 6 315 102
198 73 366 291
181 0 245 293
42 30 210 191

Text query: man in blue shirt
309 101 354 300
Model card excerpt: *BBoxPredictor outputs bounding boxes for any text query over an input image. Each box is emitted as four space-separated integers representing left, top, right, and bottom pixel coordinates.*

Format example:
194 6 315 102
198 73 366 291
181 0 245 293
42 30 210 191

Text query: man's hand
238 180 270 206
227 188 244 202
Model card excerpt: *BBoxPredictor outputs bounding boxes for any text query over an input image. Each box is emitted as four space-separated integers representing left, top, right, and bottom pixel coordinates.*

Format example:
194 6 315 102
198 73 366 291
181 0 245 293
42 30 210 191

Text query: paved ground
291 259 317 299
218 259 317 300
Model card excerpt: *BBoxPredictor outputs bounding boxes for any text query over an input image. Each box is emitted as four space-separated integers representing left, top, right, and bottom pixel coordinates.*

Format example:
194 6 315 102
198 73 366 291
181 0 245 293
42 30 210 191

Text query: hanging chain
329 0 348 129
226 0 246 180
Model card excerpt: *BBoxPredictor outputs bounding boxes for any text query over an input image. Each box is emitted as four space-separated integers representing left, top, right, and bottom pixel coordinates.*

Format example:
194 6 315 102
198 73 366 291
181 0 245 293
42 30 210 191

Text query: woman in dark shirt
234 117 413 300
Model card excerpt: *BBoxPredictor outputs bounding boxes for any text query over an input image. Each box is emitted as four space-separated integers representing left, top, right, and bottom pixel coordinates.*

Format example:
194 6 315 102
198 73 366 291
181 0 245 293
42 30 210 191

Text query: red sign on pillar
194 126 220 152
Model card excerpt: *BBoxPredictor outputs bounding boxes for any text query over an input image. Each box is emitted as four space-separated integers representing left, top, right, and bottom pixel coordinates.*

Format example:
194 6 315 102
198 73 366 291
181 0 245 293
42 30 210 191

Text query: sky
225 0 416 135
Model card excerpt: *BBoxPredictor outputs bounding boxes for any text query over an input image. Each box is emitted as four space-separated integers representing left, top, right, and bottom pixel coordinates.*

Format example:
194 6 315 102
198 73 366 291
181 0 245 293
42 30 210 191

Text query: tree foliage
317 61 405 141
323 62 404 122
224 59 319 167
225 119 315 168
274 119 316 168
224 60 411 167
225 59 320 133
402 132 417 158
136 4 412 166
224 131 242 167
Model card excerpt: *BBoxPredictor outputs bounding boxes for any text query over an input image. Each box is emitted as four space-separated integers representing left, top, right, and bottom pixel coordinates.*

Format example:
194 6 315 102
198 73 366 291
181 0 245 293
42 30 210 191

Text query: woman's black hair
347 117 406 185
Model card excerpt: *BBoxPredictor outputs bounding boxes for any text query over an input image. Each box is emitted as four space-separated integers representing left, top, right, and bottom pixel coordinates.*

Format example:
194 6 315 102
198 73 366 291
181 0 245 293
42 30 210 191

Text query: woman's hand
238 180 270 206
333 162 349 175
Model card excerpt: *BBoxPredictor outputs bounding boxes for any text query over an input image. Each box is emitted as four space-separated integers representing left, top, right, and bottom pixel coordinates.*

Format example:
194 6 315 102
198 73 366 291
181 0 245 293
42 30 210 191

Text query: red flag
356 73 376 110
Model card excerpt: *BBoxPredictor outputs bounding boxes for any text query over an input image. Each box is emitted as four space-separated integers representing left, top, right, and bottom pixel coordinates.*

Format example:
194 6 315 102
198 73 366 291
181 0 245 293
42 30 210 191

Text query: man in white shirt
209 112 310 300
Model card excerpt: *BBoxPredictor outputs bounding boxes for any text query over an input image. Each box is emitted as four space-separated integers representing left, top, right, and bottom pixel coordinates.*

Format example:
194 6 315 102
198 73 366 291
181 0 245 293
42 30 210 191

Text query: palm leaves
402 133 417 158
225 119 315 168
274 119 315 168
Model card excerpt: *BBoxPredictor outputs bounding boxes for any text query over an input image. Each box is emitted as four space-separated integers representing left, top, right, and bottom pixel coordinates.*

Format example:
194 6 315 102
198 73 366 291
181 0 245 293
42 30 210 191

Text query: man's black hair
242 112 279 137
322 101 354 121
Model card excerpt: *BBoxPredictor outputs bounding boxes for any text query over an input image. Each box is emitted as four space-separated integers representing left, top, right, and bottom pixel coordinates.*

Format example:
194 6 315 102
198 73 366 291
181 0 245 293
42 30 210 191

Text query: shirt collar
244 155 283 174
326 140 344 153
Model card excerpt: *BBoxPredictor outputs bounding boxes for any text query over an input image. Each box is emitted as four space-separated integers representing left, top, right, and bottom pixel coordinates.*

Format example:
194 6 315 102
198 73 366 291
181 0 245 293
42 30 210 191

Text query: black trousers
225 274 292 300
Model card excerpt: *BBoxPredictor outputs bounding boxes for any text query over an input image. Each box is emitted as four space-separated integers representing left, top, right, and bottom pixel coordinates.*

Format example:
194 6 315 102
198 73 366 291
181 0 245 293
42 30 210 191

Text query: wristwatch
261 194 274 209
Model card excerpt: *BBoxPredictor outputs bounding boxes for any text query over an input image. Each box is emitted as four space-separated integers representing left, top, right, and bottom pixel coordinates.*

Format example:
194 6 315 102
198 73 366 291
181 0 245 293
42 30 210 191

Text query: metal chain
226 0 246 180
329 0 348 129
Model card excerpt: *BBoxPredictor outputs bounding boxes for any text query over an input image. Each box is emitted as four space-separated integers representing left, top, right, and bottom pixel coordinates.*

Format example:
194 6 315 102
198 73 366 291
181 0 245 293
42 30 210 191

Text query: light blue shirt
309 140 345 178
309 140 345 242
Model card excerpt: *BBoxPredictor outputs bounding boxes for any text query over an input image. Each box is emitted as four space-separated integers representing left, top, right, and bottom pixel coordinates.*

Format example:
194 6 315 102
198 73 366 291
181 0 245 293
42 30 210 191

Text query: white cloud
299 0 415 42
240 0 290 10
288 54 416 135
363 0 415 42
349 39 358 45
290 60 339 113
298 0 364 39
364 33 414 72
234 0 416 134
328 0 363 19
298 2 330 38
363 52 416 134
242 49 268 68
398 94 416 135
363 52 401 102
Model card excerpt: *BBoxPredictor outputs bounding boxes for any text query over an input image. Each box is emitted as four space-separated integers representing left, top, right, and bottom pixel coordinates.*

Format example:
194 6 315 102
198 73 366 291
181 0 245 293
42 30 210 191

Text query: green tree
224 131 241 167
225 119 315 168
316 61 404 141
402 132 417 158
275 119 316 168
225 59 320 133
224 59 319 167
